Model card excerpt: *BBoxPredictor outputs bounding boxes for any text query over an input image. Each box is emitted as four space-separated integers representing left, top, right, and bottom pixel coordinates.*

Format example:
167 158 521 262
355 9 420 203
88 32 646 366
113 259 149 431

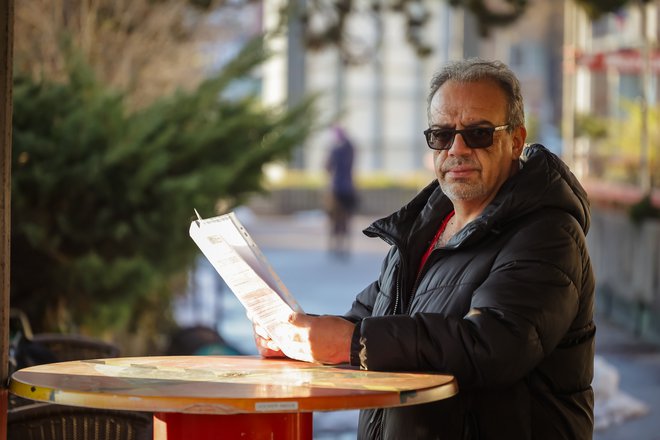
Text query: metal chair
31 333 121 362
9 308 121 366
9 309 121 404
7 402 153 440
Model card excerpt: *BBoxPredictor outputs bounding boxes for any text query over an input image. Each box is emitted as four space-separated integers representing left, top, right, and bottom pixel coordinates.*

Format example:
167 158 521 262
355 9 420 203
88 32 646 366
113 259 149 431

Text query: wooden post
0 0 14 438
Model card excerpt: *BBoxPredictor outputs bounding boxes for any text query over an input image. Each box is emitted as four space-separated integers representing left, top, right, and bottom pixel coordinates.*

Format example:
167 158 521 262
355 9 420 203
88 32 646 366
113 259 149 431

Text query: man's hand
253 320 286 359
284 313 355 364
251 313 355 364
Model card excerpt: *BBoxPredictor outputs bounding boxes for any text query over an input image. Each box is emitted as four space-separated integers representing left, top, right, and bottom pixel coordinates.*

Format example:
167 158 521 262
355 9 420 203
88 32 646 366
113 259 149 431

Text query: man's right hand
252 320 287 358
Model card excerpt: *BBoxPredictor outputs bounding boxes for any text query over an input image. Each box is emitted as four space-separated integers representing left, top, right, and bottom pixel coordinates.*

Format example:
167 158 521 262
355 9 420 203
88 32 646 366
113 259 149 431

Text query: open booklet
189 210 303 355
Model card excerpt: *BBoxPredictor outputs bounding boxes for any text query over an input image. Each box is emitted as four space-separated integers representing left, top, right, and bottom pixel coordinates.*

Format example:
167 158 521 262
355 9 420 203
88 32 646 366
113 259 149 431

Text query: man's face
428 79 526 210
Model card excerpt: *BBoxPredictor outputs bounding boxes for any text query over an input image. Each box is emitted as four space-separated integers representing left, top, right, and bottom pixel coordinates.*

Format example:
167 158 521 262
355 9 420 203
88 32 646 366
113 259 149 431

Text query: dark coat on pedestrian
345 144 595 439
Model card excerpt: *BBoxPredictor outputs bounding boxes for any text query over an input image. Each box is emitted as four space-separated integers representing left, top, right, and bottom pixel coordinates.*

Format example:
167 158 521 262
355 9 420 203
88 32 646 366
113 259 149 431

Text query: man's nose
448 132 472 155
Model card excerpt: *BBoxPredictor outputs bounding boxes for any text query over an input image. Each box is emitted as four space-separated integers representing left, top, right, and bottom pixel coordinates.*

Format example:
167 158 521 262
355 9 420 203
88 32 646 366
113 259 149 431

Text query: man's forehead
434 79 506 101
429 80 507 120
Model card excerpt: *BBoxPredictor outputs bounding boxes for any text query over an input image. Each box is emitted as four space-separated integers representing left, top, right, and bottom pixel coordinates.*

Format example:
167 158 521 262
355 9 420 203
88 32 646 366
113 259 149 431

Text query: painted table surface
10 356 458 415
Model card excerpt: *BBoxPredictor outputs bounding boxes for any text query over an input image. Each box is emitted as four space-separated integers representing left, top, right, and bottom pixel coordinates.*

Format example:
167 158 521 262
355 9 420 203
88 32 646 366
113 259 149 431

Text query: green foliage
629 194 660 224
11 38 317 342
448 0 528 37
608 100 660 158
574 0 627 19
577 101 659 185
573 0 645 19
575 113 609 140
602 100 659 179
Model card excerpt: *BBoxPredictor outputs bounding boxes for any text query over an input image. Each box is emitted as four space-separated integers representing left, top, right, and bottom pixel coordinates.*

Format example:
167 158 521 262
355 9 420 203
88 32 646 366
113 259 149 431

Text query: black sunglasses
423 124 509 150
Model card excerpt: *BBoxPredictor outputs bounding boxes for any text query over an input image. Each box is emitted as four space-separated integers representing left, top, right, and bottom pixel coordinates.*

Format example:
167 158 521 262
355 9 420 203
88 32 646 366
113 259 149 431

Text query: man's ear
511 126 527 159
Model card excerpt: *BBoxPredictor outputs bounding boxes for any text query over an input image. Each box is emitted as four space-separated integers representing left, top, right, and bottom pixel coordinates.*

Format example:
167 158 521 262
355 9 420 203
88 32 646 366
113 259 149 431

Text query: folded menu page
189 211 303 354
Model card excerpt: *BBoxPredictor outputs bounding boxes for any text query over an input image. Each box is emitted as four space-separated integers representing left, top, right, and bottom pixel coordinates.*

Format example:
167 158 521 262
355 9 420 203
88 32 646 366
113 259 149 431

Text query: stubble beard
439 178 487 200
437 157 487 201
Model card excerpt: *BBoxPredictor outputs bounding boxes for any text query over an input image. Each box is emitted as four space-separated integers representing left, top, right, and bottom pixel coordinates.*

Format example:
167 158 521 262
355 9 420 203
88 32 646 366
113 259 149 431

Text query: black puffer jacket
345 145 595 439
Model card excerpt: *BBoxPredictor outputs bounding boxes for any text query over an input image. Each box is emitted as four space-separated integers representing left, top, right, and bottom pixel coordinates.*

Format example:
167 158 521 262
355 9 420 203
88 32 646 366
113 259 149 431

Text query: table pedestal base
153 412 313 440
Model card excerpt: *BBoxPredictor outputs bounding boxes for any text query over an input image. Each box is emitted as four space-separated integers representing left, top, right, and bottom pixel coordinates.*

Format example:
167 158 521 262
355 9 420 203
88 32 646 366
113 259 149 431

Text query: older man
255 59 595 439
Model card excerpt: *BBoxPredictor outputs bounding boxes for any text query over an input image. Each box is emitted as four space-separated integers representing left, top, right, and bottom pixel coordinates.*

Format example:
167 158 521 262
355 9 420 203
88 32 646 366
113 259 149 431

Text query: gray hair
427 58 525 129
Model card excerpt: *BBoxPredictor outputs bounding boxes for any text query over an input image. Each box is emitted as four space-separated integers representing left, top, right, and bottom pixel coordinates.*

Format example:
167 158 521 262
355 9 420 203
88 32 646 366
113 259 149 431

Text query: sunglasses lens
463 128 494 148
427 130 455 150
425 126 500 150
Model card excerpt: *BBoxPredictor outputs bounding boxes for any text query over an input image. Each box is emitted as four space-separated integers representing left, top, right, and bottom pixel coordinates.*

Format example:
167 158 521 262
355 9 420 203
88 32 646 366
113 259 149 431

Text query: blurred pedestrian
325 125 358 257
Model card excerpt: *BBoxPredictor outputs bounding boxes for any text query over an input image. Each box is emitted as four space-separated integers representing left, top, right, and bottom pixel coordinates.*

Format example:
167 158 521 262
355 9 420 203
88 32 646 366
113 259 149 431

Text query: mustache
440 157 481 172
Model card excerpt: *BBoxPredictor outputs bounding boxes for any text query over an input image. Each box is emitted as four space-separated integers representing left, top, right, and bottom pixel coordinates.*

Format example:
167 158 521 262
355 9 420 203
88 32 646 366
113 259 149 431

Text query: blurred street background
4 0 660 438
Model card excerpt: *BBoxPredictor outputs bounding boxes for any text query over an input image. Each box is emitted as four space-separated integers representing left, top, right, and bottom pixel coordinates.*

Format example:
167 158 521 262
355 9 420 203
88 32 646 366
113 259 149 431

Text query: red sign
576 48 660 74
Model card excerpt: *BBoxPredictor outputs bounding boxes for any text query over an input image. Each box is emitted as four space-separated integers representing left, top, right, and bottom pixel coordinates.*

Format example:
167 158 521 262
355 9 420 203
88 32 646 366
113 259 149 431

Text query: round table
10 355 458 439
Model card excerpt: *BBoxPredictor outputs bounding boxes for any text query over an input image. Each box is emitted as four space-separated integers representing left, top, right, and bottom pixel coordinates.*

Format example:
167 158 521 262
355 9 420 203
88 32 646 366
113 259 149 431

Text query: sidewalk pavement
593 314 660 439
232 208 660 438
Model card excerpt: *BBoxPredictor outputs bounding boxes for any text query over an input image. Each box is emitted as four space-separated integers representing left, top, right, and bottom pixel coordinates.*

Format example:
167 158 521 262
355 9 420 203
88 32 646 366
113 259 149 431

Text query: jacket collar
363 144 591 248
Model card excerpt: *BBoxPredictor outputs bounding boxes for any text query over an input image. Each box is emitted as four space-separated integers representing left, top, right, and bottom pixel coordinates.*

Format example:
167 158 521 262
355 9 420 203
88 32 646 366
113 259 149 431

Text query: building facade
564 0 659 189
263 1 565 178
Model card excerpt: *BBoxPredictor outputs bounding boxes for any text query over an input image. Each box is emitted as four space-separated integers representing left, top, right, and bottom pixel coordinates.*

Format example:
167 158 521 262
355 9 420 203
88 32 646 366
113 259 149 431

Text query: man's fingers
254 323 270 339
280 341 315 363
288 312 311 327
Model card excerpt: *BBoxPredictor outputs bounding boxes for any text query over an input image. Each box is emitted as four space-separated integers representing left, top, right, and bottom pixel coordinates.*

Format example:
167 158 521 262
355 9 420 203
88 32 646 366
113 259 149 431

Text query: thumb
288 312 309 326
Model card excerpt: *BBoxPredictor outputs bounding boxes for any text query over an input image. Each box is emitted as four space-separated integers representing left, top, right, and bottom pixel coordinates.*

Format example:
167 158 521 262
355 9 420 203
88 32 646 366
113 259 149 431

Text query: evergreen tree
11 38 316 351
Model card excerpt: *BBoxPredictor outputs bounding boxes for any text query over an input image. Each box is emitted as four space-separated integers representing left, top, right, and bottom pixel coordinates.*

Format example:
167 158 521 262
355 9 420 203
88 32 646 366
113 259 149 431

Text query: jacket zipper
380 264 402 438
401 248 438 315
410 250 437 300
380 239 428 437
393 266 401 315
379 250 440 438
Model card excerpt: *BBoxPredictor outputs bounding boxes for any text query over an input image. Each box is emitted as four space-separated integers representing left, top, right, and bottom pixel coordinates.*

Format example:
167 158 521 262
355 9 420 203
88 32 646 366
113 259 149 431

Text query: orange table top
10 356 458 415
